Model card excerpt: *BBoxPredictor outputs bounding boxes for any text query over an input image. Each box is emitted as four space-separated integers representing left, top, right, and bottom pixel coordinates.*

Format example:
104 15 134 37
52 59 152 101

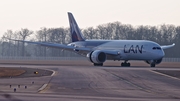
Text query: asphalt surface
0 63 180 101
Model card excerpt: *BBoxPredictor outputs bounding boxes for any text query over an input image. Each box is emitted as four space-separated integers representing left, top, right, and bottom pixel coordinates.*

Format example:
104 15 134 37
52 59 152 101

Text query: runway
0 63 180 101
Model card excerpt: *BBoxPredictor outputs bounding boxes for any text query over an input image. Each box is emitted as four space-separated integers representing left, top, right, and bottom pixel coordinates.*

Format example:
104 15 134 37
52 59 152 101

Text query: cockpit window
152 47 161 50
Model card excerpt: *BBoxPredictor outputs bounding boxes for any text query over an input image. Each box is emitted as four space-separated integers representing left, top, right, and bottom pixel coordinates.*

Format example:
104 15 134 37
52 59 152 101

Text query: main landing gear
121 61 131 67
93 63 103 66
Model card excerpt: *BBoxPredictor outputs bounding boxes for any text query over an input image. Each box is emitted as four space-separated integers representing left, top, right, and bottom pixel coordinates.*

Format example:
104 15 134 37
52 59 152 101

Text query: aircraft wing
8 39 91 52
8 39 121 57
161 43 175 50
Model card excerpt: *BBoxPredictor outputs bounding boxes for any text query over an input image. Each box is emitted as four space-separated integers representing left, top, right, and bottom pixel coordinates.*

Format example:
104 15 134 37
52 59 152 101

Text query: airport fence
0 56 86 61
162 58 180 62
0 56 179 62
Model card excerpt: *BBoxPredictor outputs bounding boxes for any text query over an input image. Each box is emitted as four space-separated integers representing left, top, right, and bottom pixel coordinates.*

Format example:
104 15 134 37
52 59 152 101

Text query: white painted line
58 87 66 89
38 84 48 92
50 70 56 76
43 69 56 76
150 70 180 80
73 88 82 90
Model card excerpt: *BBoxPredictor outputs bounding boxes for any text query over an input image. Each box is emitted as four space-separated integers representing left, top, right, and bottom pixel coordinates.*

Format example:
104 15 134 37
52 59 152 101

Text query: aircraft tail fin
68 12 85 42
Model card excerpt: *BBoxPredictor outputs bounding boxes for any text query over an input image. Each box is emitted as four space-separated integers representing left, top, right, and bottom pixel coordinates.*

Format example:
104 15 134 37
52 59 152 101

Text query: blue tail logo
72 31 79 42
68 12 85 42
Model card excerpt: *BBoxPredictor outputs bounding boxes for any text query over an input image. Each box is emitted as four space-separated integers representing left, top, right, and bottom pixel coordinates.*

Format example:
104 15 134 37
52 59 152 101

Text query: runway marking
150 70 180 81
37 69 55 93
58 87 66 89
104 69 180 99
73 88 82 90
50 70 56 76
103 69 152 93
43 69 56 76
38 84 48 92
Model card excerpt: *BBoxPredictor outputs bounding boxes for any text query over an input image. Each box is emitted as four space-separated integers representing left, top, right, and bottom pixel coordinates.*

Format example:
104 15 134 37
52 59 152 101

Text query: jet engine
87 50 106 64
145 58 163 65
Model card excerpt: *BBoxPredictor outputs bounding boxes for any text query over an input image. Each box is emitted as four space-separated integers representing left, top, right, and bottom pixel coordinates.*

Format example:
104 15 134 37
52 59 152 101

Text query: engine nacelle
87 50 106 64
145 58 163 65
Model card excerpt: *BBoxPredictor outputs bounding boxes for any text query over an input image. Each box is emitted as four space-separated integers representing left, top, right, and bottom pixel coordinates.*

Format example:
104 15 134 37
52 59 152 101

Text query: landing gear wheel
94 63 103 66
121 62 131 67
121 63 124 66
127 63 130 67
150 63 155 67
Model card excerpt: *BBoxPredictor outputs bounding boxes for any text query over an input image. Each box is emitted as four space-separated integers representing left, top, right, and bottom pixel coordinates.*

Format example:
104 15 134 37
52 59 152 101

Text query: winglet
161 43 175 50
68 12 85 42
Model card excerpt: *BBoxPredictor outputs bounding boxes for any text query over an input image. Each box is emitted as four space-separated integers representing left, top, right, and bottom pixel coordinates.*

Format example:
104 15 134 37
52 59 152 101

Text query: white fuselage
69 40 165 61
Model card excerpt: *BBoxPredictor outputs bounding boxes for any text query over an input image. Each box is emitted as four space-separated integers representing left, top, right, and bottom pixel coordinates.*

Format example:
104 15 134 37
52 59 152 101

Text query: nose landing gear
150 60 156 67
150 63 156 67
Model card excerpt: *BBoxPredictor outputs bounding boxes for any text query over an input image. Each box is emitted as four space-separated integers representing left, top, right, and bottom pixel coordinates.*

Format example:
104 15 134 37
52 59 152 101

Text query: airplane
9 12 175 67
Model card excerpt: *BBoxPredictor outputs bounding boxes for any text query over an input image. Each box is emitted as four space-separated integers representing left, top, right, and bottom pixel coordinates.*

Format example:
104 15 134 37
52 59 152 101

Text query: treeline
0 22 179 57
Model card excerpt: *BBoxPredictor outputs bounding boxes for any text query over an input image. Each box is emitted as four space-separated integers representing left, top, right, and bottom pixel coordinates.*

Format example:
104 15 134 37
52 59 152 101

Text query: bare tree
0 30 15 56
82 27 97 39
0 22 179 58
36 27 49 56
17 28 33 56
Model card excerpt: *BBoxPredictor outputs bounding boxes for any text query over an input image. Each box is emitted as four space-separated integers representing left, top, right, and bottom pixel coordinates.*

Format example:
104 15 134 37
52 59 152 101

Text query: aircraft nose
157 50 165 59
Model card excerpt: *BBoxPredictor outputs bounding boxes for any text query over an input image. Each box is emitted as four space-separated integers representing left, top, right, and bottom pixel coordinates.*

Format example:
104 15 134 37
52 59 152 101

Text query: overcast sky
0 0 180 37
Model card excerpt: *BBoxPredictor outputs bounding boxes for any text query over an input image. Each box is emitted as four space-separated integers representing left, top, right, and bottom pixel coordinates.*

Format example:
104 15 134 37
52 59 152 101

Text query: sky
0 0 180 37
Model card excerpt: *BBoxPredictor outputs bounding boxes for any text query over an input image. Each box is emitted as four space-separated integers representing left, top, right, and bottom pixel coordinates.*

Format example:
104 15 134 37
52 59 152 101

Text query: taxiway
0 63 180 101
